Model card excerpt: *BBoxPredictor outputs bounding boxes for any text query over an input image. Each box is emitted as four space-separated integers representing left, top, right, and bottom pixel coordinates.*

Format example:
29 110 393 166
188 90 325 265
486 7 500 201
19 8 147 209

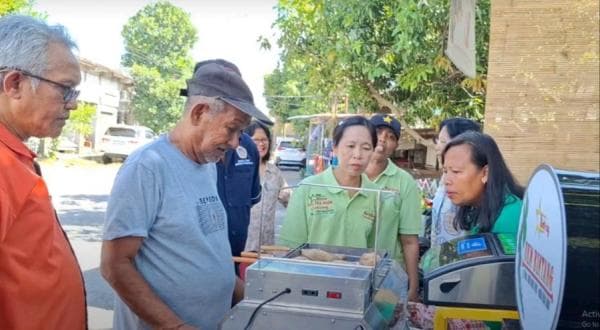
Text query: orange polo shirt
0 123 86 329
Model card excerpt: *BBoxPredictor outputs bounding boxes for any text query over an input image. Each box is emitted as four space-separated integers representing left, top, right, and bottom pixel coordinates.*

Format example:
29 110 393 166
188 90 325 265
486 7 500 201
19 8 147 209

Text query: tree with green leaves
0 0 44 18
53 102 96 153
0 0 29 15
62 102 96 137
121 1 197 133
265 0 490 144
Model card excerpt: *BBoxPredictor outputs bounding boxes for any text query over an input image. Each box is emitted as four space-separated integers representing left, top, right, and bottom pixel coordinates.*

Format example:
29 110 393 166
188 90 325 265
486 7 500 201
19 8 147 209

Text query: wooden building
393 128 438 171
484 0 599 183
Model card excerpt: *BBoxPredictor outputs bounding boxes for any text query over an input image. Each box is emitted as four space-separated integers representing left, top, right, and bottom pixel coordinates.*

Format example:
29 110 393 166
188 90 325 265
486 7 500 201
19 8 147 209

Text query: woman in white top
430 118 481 248
244 121 290 252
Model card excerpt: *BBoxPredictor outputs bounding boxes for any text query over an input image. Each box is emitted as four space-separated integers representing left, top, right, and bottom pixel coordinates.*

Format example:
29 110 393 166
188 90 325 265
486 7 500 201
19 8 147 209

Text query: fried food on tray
359 252 380 266
301 248 341 262
260 245 291 252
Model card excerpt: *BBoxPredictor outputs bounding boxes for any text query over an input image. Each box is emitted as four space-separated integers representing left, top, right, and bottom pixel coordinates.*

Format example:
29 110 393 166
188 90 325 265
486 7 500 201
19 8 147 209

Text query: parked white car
274 138 306 169
98 125 156 163
56 136 78 153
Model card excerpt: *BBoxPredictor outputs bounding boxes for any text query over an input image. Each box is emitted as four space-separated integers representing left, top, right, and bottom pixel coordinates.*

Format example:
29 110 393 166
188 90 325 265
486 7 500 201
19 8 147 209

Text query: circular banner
515 165 567 330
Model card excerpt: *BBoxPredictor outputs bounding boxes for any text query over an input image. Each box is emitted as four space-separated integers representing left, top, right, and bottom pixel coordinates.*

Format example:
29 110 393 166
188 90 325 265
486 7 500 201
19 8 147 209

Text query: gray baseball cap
180 59 273 125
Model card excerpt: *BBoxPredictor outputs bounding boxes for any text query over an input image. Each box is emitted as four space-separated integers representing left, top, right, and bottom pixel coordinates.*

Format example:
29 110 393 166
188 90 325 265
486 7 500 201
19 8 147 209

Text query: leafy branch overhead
265 0 490 134
121 1 197 133
0 0 45 18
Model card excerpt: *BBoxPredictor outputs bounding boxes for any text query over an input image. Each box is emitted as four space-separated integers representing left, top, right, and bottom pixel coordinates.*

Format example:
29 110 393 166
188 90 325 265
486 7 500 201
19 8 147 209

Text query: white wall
78 69 129 150
425 142 438 169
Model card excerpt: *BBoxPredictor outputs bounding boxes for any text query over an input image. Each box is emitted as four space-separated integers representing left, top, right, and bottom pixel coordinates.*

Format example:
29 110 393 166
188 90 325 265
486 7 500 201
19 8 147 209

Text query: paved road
42 161 120 329
41 160 302 329
274 166 303 240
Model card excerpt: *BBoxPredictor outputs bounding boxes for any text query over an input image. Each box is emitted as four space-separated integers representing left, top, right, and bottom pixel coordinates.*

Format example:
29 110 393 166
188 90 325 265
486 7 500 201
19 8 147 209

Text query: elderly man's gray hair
0 15 78 79
185 95 225 115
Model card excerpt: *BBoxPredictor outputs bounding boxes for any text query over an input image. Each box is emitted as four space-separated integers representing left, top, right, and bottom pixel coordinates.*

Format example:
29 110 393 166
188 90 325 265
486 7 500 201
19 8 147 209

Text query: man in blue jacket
217 132 262 261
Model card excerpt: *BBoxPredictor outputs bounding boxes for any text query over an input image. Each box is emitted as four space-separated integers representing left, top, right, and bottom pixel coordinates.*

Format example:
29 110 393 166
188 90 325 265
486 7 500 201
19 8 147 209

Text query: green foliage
266 0 490 127
0 0 28 15
63 102 96 136
264 65 331 122
0 0 45 18
121 1 197 133
128 64 184 132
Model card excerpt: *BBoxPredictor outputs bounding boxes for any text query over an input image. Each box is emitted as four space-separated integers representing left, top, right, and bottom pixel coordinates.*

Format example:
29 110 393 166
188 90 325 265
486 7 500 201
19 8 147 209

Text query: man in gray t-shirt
101 59 272 330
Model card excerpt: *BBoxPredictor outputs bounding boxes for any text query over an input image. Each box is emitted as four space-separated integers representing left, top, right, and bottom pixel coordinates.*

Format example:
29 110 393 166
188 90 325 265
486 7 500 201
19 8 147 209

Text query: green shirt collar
374 159 399 182
321 167 370 197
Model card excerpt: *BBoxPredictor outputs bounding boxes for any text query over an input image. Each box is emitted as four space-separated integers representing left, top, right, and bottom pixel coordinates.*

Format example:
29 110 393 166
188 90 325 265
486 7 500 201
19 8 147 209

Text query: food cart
222 183 411 329
221 244 409 329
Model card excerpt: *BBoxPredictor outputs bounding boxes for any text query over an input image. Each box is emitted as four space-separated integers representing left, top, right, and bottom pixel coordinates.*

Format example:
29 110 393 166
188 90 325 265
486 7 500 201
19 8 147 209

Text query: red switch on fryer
326 291 342 299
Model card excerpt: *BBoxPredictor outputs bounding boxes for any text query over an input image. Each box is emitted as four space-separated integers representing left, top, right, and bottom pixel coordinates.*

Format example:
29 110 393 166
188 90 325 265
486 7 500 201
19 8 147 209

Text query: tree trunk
37 138 46 157
367 84 435 148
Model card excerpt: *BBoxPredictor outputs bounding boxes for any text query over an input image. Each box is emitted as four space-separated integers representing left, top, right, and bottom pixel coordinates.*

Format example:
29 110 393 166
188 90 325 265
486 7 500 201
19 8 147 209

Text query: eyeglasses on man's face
0 66 80 103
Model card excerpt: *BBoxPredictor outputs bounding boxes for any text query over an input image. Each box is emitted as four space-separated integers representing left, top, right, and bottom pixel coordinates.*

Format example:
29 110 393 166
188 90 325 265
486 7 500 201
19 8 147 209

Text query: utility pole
344 94 349 113
330 93 338 117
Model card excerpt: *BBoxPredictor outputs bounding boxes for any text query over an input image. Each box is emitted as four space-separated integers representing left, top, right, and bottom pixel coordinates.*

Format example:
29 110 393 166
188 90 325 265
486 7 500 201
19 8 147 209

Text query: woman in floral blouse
243 121 290 252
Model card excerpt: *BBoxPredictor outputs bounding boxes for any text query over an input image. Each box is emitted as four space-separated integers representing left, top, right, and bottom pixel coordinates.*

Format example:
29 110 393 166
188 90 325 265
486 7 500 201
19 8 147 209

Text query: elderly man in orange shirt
0 15 86 329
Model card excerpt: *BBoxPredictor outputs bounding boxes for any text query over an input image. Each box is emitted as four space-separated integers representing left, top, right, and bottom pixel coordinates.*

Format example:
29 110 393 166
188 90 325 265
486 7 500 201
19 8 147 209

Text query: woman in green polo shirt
279 116 379 249
441 131 524 235
410 132 524 329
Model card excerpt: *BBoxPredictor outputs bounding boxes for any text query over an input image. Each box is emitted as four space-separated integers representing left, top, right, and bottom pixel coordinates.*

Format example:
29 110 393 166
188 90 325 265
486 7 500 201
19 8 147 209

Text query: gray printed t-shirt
103 135 235 330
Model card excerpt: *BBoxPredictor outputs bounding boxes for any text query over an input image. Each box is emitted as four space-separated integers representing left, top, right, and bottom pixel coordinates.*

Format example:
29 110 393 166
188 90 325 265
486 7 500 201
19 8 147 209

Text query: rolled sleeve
103 162 160 240
398 180 422 235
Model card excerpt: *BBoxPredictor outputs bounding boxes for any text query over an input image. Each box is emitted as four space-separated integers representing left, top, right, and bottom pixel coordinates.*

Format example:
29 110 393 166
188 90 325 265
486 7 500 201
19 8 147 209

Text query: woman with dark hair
442 131 524 234
279 116 380 248
243 121 290 251
410 132 523 329
430 118 482 247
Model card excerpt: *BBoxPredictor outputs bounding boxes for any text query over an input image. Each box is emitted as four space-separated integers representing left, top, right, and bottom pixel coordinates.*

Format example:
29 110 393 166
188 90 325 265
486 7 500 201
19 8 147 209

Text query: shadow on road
83 267 115 311
57 194 108 242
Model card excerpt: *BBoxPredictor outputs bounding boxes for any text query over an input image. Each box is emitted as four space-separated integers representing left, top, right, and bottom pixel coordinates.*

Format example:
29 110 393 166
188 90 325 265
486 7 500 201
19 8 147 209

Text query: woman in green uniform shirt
410 132 524 329
279 116 379 249
442 131 524 236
